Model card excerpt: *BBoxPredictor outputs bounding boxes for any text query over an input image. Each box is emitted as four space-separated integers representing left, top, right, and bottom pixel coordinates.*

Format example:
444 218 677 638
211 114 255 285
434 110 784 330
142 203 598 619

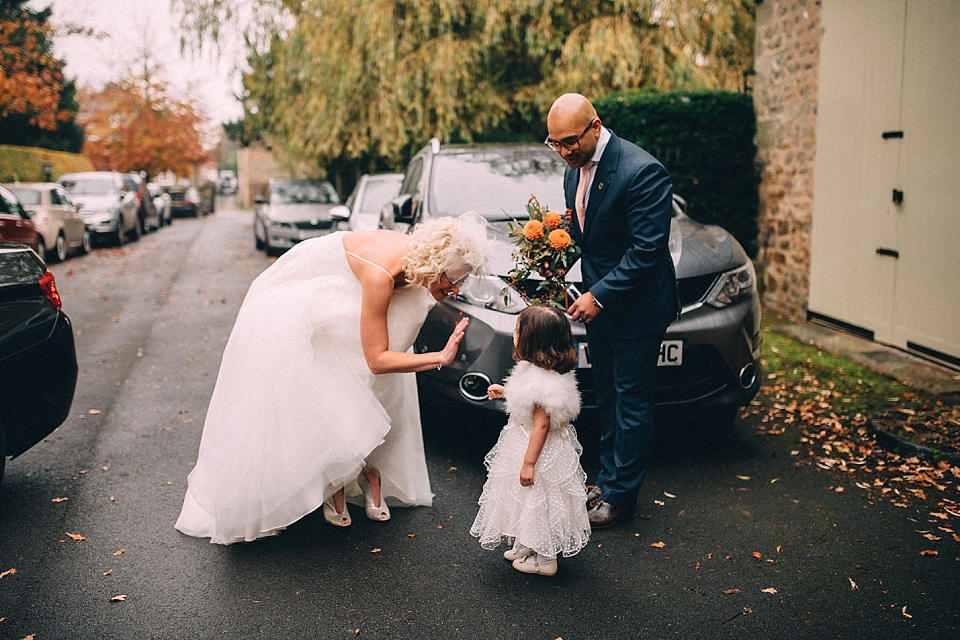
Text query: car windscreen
61 179 114 195
358 177 402 213
429 150 567 221
269 181 338 205
7 188 41 206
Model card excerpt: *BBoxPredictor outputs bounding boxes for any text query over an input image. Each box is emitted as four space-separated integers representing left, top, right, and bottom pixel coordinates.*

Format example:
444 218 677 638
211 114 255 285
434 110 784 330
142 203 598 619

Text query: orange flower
543 211 562 229
523 219 544 240
548 229 571 250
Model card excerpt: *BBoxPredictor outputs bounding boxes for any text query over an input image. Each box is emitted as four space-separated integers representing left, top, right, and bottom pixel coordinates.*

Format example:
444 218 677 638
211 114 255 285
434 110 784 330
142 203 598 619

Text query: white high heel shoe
322 490 351 527
358 470 391 522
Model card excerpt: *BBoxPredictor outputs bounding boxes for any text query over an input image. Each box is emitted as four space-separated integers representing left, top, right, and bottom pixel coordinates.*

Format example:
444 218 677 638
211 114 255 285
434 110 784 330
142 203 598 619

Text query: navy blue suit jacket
566 130 680 339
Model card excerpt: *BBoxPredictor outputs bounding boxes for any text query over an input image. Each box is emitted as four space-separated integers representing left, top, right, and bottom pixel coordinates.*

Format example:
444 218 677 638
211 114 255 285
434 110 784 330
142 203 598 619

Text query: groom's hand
567 292 600 324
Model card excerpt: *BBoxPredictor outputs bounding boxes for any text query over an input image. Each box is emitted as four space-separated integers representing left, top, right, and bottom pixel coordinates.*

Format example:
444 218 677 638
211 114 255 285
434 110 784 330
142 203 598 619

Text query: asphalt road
1 201 956 639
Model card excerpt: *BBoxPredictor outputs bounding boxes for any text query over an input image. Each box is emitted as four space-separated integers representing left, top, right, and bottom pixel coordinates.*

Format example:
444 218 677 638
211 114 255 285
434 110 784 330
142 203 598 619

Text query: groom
547 93 680 528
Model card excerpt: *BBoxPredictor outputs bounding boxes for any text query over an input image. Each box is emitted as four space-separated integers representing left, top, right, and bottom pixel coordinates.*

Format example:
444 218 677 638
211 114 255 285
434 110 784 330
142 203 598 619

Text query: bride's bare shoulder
343 229 408 255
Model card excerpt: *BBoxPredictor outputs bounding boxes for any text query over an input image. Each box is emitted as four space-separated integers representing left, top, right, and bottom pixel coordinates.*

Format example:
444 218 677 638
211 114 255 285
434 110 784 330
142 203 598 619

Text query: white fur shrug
502 361 581 429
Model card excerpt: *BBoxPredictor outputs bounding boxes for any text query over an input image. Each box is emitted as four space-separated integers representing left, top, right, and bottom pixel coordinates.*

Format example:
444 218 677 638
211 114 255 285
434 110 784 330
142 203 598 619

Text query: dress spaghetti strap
344 250 393 278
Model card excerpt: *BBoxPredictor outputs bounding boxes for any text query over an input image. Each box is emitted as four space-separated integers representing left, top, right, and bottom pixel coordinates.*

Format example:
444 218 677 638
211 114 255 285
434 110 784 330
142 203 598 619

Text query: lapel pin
597 183 604 190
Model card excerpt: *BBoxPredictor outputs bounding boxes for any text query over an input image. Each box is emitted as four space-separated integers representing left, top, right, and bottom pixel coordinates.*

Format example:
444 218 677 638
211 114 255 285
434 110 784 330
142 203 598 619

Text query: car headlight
268 219 292 228
705 261 756 308
458 275 526 313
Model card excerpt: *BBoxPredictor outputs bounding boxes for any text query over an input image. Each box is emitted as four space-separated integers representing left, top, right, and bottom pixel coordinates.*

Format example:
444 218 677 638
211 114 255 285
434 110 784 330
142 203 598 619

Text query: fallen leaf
109 594 126 602
65 532 86 541
723 589 742 594
407 534 417 538
102 569 112 576
650 542 666 548
654 500 665 506
920 550 938 556
848 577 858 590
88 409 102 415
761 588 778 594
737 475 751 480
52 497 68 503
664 492 677 498
101 465 109 471
902 606 912 618
113 549 125 556
0 568 16 579
371 548 381 553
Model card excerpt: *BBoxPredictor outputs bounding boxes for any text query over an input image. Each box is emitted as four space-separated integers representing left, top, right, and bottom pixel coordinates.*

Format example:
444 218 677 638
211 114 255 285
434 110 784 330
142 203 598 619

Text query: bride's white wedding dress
175 232 437 544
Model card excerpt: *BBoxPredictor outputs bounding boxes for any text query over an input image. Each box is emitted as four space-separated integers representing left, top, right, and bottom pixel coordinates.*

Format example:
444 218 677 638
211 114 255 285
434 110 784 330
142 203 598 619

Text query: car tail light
38 271 62 309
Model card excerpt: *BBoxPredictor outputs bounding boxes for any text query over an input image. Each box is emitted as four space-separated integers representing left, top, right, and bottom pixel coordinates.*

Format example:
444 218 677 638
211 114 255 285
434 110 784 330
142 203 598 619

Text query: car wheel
264 232 279 257
129 216 140 242
254 219 265 250
54 233 68 262
80 229 92 254
114 220 125 247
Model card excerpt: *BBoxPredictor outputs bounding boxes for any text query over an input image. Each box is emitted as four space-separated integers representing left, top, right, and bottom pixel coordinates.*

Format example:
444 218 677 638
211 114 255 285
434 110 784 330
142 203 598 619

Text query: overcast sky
32 0 245 126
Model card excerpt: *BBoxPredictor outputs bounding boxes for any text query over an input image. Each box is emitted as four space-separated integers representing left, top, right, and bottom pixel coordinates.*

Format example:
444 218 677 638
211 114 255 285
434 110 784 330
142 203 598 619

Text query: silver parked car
3 182 91 261
332 172 403 232
382 140 762 429
58 171 140 246
253 179 346 256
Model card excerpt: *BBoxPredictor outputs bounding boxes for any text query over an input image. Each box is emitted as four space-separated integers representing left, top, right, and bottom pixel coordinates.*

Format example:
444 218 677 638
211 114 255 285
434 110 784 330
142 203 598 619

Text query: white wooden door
809 0 960 363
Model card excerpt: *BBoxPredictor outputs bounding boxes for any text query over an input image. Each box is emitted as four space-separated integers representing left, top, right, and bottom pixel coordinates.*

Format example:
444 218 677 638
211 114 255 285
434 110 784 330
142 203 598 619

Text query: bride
175 214 487 544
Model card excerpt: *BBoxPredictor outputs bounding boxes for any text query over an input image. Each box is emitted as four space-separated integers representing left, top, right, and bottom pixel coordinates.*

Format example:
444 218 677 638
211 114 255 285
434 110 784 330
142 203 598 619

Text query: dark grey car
382 140 761 428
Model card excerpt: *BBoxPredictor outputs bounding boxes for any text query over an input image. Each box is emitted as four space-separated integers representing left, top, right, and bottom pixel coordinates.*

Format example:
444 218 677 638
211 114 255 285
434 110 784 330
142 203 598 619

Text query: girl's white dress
175 232 437 544
470 361 590 558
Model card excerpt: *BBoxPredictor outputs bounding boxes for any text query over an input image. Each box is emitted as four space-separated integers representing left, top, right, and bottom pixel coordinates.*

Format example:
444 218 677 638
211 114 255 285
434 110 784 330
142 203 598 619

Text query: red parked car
0 184 45 262
0 241 78 481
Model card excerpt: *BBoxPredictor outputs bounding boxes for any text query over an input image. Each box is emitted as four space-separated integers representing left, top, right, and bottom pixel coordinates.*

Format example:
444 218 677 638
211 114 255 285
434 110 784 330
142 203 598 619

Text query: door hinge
892 189 904 205
882 130 904 139
876 248 899 258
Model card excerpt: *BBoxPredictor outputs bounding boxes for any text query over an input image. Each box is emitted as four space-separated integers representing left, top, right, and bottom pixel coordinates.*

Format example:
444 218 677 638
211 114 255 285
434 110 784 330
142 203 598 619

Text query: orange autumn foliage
0 8 70 131
78 71 211 177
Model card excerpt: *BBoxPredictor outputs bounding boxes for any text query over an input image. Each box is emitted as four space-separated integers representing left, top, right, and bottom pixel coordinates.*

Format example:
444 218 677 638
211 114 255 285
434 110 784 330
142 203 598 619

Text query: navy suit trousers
587 326 664 509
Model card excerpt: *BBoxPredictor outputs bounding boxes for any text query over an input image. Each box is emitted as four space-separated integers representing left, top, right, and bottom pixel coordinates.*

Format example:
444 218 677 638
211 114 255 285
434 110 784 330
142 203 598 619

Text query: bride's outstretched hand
439 318 469 366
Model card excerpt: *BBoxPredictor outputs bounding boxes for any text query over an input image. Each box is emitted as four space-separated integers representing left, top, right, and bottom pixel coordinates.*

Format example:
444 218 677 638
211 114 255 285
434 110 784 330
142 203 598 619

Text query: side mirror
391 194 414 225
24 209 37 219
329 204 350 221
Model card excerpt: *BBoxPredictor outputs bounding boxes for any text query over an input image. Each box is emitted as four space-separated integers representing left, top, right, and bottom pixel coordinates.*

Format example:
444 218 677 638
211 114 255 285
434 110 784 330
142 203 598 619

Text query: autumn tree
174 0 754 176
78 61 211 178
0 0 82 151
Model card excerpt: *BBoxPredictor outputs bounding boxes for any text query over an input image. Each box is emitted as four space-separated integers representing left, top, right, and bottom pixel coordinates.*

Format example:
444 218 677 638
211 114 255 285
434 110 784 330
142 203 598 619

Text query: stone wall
753 0 821 319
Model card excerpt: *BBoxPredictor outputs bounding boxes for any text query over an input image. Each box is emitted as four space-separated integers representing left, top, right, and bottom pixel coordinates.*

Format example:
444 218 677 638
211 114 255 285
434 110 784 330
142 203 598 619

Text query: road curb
868 420 960 466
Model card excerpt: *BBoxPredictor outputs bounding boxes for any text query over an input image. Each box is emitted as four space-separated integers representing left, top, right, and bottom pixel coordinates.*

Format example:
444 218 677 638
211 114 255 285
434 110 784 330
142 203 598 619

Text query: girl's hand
486 384 505 400
519 462 535 487
438 318 469 366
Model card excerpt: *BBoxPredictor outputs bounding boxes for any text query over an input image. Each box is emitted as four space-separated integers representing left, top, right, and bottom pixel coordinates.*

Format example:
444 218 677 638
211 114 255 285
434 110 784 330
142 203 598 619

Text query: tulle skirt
175 233 437 544
470 423 591 558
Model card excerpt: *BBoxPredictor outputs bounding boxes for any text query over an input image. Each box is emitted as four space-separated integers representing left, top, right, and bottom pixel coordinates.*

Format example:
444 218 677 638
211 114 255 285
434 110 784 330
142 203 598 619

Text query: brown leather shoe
588 500 634 529
585 485 602 509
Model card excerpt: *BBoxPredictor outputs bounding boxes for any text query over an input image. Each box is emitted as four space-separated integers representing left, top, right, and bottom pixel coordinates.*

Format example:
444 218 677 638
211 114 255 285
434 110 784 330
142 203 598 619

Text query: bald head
546 93 601 169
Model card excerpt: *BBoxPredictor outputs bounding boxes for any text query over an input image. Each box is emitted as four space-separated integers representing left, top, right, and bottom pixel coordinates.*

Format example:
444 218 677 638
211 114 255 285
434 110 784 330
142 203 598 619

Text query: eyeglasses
445 270 471 287
544 119 597 152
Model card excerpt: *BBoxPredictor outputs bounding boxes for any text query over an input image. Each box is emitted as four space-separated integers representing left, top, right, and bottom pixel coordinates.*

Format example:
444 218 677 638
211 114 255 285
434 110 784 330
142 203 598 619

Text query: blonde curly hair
404 213 487 288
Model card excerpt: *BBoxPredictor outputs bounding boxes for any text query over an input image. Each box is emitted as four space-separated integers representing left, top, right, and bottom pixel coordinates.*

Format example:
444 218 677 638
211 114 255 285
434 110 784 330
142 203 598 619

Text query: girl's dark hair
513 305 578 374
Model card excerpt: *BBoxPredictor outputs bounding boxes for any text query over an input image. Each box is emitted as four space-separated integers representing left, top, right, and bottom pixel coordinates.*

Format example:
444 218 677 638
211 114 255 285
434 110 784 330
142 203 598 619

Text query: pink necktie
576 161 595 231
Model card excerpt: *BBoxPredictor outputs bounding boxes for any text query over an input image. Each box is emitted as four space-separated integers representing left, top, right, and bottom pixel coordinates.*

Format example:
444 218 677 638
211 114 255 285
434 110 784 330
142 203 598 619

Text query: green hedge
0 144 94 183
594 90 758 258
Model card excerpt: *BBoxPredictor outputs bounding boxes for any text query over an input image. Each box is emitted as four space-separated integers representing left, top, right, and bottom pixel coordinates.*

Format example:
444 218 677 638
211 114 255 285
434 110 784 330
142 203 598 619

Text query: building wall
753 0 821 319
237 146 294 209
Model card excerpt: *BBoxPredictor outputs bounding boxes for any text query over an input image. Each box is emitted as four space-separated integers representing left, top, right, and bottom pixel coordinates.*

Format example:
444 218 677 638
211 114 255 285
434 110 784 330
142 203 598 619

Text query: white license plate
658 340 683 366
575 340 683 368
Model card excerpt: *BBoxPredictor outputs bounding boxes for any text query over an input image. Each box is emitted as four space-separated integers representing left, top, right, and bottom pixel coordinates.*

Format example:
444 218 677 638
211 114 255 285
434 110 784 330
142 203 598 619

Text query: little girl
470 304 590 576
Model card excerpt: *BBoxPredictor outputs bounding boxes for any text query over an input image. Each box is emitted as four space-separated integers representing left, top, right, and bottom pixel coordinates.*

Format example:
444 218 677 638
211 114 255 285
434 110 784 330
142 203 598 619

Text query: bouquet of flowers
506 196 581 309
